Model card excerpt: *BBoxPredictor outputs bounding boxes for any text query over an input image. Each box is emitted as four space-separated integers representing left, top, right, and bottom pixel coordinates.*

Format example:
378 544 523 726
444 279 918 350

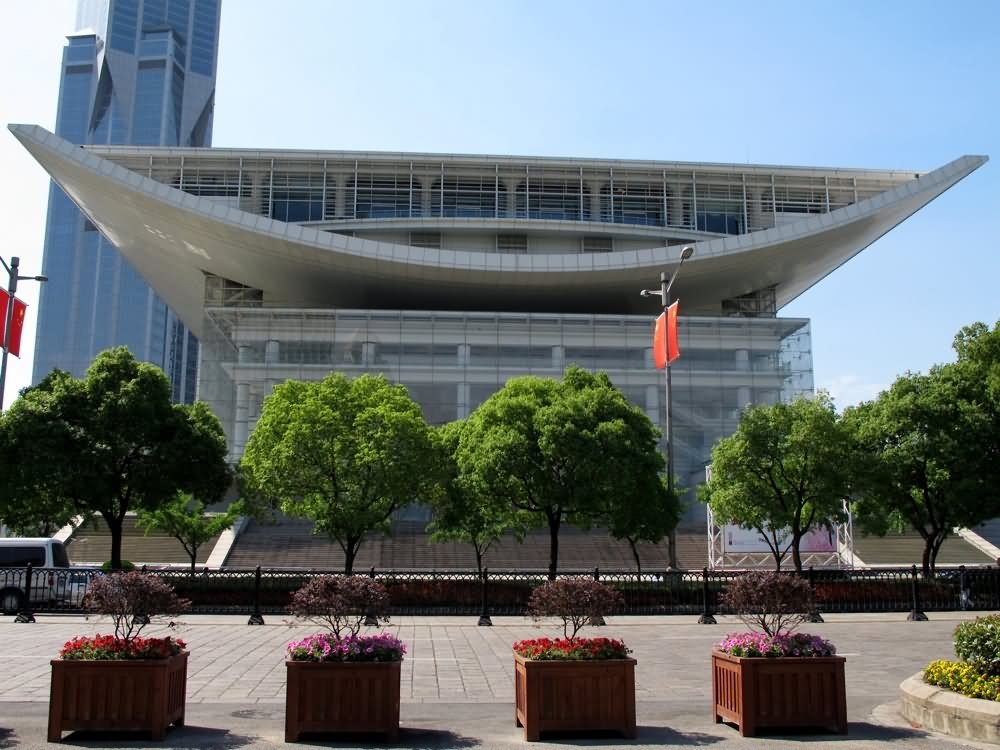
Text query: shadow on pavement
0 728 14 749
707 721 933 743
528 727 722 745
291 727 477 747
54 725 257 748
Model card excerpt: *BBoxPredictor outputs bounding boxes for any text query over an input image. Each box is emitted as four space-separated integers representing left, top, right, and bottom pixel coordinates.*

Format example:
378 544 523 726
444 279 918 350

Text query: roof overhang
10 124 987 338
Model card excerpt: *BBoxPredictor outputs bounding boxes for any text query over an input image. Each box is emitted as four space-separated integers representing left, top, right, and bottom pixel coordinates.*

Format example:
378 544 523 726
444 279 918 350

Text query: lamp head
680 245 695 261
34 275 48 282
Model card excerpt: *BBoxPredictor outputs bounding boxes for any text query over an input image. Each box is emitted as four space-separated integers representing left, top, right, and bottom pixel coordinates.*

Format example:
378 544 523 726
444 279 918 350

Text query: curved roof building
11 123 988 529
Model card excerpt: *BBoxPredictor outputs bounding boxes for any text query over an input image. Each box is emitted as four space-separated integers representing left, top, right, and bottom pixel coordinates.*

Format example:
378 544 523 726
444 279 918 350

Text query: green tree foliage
701 393 851 572
457 366 673 580
845 363 998 576
953 320 1000 485
0 347 231 568
603 472 679 578
240 373 440 574
137 493 241 575
426 420 526 574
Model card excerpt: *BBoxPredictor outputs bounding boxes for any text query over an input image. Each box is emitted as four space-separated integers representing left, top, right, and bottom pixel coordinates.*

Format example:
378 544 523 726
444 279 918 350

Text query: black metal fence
4 563 1000 622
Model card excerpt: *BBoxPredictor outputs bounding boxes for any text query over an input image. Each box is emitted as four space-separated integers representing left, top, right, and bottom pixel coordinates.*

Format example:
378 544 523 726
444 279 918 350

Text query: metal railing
4 564 998 623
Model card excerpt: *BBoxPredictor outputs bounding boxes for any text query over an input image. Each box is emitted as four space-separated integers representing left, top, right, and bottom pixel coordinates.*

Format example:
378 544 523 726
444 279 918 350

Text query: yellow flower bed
924 659 1000 701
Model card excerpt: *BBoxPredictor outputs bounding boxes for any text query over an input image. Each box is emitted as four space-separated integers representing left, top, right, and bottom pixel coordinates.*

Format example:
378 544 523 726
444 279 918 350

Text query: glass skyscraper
32 0 221 401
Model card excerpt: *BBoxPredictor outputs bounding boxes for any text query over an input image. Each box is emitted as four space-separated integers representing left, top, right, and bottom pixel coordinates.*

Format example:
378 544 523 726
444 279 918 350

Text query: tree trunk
791 535 804 573
922 541 932 578
547 513 561 581
929 532 947 577
474 546 484 577
189 547 198 578
343 536 362 575
105 513 125 570
629 538 642 579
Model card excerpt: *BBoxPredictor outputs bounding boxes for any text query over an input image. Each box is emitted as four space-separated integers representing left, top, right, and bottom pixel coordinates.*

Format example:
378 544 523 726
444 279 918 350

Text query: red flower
512 637 630 661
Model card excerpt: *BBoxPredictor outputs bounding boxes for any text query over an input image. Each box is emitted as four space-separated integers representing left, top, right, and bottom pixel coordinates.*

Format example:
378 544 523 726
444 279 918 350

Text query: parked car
0 538 82 615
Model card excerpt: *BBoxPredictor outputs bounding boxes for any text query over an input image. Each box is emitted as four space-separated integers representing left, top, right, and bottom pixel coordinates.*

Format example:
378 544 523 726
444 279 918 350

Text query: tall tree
846 363 998 576
457 366 671 580
137 493 242 575
240 373 441 574
953 320 1000 485
0 348 232 568
604 476 680 577
701 393 852 572
426 420 527 575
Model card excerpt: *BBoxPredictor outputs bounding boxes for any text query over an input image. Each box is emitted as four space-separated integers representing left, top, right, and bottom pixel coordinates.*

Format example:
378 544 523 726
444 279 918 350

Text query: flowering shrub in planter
287 632 406 662
717 632 835 659
60 634 187 660
922 615 1000 700
284 575 403 742
514 577 635 741
48 572 190 741
712 570 846 737
513 636 630 661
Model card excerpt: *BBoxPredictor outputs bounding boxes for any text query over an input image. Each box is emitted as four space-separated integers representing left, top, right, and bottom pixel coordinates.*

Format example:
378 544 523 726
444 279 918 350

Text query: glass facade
199 305 813 528
32 0 221 402
95 149 914 246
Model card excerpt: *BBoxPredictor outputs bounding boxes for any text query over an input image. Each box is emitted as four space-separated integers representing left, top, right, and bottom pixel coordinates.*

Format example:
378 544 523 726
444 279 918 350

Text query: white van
0 538 78 614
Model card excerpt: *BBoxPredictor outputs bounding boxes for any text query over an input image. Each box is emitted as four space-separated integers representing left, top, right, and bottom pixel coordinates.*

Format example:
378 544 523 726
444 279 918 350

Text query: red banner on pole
0 288 28 358
666 300 679 365
652 302 680 369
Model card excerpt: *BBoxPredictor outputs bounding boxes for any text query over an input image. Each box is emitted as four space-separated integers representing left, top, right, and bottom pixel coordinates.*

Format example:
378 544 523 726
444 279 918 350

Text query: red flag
0 288 28 358
652 301 680 369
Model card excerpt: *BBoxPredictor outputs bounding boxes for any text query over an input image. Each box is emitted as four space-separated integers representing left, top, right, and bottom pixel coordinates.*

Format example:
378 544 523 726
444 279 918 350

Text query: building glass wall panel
98 150 916 249
201 306 812 528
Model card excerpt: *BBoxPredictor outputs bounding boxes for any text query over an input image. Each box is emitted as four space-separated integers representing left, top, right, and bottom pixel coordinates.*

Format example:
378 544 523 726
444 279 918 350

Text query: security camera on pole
0 256 47 410
640 245 694 570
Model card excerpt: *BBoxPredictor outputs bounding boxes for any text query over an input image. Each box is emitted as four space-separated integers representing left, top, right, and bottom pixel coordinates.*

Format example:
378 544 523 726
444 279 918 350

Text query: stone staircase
221 516 707 572
853 530 993 567
66 515 222 567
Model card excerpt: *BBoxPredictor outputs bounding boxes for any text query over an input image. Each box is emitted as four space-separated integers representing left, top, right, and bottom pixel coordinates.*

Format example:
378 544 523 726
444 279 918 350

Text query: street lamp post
0 256 47 410
641 245 694 569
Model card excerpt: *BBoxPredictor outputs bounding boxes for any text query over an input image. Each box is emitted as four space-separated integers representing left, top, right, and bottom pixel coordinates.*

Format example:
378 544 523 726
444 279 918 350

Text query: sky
1 0 997 410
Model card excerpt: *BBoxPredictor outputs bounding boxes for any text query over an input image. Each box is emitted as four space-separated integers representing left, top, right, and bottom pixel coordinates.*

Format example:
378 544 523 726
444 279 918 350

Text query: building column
504 178 519 219
457 343 470 367
551 345 565 370
234 382 250 456
645 385 660 427
457 382 471 419
420 176 435 217
668 184 685 228
238 344 252 364
747 188 763 230
265 339 280 364
362 341 377 366
587 180 603 221
737 386 751 409
735 349 750 371
334 175 348 219
247 174 265 215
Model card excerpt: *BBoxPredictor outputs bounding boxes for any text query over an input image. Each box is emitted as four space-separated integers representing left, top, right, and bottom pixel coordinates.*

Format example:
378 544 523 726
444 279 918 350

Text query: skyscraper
32 0 221 401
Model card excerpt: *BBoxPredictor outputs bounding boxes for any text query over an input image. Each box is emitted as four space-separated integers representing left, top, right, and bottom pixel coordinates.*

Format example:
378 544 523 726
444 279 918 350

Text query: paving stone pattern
0 612 992 749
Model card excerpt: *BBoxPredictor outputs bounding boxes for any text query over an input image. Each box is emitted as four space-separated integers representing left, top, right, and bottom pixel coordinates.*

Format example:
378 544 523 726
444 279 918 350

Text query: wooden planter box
711 649 847 736
513 652 636 741
48 652 188 741
285 660 401 742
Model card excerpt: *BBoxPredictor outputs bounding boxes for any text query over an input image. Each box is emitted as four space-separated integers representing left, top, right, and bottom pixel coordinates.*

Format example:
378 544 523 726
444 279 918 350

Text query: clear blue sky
1 0 997 409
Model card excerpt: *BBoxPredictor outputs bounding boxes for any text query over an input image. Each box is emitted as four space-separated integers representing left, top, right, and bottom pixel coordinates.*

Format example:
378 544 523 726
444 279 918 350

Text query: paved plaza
0 612 992 749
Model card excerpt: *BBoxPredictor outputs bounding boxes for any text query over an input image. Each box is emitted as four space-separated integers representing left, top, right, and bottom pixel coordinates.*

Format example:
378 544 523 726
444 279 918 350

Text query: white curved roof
10 124 987 337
